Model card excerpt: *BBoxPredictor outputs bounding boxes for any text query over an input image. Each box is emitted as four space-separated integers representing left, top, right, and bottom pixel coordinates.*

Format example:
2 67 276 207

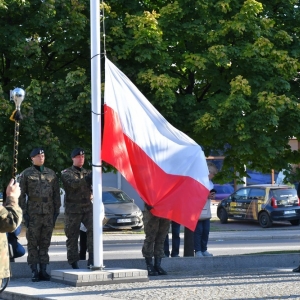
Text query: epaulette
61 169 67 173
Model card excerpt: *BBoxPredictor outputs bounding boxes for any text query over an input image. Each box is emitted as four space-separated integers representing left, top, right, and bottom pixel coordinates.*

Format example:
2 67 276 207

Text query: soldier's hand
145 203 154 211
5 179 20 206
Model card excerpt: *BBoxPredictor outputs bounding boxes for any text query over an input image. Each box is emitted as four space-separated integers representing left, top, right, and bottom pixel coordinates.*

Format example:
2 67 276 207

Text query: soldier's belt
29 197 51 202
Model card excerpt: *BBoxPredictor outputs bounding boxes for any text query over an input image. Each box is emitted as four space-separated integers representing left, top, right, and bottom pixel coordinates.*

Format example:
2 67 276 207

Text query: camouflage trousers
142 209 170 258
64 210 93 264
26 213 54 264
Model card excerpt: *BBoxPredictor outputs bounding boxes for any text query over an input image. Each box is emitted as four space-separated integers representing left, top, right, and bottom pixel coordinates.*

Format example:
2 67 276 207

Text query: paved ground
2 206 300 300
2 267 300 300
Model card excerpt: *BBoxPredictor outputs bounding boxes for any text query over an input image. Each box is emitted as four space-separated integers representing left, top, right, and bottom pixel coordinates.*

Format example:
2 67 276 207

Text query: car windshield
103 191 133 204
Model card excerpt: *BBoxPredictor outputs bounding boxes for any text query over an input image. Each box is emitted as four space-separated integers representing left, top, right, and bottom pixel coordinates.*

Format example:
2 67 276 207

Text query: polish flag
102 58 210 231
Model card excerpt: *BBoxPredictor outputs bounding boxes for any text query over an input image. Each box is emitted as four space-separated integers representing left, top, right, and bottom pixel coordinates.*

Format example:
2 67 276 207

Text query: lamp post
10 87 25 179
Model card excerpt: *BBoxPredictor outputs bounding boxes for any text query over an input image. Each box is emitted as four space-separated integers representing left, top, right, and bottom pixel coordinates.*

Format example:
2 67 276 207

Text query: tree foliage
103 0 300 183
0 0 92 188
1 0 300 188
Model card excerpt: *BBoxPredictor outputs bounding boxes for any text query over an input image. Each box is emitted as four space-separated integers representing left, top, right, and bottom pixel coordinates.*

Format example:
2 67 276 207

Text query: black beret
71 147 85 158
30 147 44 157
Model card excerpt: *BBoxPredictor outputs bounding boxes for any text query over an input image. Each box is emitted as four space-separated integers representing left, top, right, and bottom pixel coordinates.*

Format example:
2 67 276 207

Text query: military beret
30 147 44 157
71 147 85 158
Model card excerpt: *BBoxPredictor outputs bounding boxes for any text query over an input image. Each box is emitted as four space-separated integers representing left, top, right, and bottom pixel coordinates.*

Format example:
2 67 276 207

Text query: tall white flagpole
90 0 104 268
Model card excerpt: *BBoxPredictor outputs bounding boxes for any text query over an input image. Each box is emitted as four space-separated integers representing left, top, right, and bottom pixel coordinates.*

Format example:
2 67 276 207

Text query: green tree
1 0 300 190
0 0 92 188
103 0 300 183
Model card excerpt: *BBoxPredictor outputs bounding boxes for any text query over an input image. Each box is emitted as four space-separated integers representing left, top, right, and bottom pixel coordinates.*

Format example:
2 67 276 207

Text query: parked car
217 184 300 228
103 187 144 230
212 184 234 203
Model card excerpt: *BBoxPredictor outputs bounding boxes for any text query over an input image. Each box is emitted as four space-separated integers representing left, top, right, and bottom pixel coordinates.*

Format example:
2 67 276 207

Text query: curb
9 254 300 279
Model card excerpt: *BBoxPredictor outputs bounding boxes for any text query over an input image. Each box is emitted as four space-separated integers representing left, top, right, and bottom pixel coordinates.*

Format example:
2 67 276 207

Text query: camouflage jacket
0 196 22 279
61 166 92 213
19 166 61 216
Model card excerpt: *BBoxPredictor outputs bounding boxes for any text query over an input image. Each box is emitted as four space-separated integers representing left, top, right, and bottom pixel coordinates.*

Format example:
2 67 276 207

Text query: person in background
2 192 25 262
19 147 61 282
293 183 300 272
79 200 106 261
0 179 22 289
79 223 88 260
142 203 170 276
7 224 25 262
61 147 93 269
164 221 181 257
193 162 218 257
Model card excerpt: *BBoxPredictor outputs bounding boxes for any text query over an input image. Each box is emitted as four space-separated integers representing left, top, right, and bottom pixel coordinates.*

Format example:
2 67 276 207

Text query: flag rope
100 0 106 55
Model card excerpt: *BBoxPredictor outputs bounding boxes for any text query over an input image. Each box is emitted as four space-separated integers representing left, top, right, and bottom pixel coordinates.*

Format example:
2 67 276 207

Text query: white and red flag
102 57 210 231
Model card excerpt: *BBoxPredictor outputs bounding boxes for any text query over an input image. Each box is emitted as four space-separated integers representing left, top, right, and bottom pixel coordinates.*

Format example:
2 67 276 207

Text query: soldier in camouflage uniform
142 204 170 276
61 148 93 269
19 148 61 282
0 179 22 289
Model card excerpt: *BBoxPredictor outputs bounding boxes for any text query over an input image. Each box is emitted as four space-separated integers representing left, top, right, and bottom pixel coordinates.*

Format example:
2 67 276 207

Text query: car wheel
218 208 228 224
290 219 300 226
258 211 272 228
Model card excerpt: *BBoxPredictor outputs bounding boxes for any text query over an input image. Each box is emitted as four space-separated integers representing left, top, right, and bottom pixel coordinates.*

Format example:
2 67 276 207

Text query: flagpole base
51 268 149 287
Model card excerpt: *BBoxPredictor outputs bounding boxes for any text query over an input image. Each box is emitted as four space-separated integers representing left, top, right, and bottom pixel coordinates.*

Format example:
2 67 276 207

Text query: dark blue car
217 184 300 228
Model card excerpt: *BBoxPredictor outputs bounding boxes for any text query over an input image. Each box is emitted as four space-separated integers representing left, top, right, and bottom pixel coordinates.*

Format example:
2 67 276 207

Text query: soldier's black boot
87 253 94 269
30 264 39 282
145 257 158 276
71 261 79 269
154 257 168 275
39 263 51 281
293 265 300 272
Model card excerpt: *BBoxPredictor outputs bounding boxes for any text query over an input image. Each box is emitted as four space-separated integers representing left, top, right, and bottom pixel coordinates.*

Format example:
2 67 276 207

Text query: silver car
103 187 144 230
